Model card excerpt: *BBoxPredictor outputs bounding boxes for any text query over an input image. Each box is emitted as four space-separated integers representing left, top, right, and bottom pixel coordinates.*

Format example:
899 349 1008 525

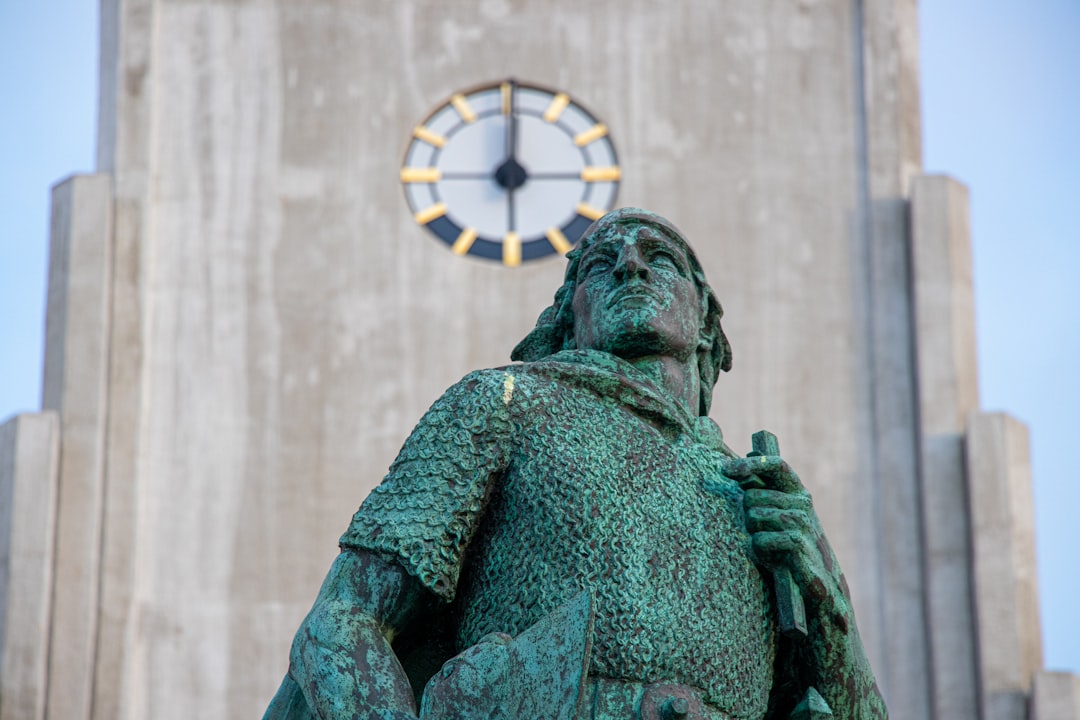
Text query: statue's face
571 223 703 361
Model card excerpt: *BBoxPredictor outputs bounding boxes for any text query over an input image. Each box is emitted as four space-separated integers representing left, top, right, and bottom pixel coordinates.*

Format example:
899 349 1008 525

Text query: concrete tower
2 1 1077 719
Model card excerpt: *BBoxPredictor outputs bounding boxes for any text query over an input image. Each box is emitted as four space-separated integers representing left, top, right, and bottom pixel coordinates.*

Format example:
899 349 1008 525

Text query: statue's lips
606 287 661 308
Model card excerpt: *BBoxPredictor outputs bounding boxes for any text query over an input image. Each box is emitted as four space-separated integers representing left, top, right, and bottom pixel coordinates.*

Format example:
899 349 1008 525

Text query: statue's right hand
419 633 514 720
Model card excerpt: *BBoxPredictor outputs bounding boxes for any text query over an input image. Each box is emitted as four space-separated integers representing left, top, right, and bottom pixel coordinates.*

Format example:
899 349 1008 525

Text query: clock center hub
494 157 529 191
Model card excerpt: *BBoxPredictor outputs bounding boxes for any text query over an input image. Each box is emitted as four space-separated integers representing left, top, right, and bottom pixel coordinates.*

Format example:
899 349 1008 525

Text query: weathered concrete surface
106 0 918 716
1033 671 1080 720
90 5 157 717
910 174 980 719
856 194 929 719
0 413 59 720
12 0 1023 718
968 413 1042 720
40 174 114 720
910 176 979 433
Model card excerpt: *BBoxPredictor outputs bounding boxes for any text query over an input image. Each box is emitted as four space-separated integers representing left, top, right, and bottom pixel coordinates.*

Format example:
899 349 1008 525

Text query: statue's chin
578 313 695 361
599 329 687 362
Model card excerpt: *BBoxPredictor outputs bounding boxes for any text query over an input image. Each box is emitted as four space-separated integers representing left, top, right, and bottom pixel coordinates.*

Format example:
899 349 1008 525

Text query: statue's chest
497 389 744 551
457 387 775 716
464 386 762 631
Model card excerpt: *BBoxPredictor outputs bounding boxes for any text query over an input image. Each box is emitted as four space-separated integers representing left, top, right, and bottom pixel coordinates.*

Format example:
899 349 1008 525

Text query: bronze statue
265 208 887 719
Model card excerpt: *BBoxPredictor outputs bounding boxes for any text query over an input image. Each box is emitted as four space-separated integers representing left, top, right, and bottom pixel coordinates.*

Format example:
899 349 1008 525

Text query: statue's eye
650 250 685 275
582 256 614 276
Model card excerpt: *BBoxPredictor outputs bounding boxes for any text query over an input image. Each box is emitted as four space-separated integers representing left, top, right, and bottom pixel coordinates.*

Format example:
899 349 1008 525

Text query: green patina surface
264 208 888 720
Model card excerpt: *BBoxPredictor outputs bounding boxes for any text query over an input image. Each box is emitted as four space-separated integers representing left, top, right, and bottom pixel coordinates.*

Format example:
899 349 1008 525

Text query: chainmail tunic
341 350 776 719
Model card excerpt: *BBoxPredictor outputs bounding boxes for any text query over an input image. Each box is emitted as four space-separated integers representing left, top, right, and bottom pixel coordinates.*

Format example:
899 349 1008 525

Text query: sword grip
747 430 808 639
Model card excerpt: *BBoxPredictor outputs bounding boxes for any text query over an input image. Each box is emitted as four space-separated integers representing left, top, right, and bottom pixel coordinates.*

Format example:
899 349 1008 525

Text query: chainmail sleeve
339 369 516 603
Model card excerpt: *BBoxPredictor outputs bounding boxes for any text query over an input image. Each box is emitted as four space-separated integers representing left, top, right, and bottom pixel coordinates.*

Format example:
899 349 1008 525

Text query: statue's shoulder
439 366 527 405
414 367 539 432
445 363 562 398
431 357 597 420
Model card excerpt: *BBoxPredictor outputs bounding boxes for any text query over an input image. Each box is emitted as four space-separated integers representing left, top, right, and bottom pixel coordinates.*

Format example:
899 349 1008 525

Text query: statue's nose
613 245 649 281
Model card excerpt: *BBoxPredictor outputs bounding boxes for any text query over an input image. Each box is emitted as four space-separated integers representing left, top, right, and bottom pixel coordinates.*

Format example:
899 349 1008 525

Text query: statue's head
512 207 731 415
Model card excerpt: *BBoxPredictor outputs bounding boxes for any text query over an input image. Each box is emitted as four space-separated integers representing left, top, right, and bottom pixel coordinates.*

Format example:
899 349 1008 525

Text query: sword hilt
745 430 808 639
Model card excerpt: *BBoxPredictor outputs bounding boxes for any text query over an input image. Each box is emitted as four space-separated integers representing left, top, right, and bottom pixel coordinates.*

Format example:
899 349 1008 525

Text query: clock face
400 79 620 266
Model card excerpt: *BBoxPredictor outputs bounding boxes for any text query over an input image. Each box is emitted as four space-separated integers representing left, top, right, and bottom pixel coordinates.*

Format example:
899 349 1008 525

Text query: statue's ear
696 287 732 375
697 289 714 351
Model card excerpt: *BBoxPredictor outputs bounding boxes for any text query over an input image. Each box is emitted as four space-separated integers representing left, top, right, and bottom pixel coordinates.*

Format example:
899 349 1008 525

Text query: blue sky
921 0 1080 677
1 0 1077 679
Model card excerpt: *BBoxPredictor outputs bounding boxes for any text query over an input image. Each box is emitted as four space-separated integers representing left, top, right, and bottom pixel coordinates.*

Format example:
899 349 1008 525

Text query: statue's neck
623 354 701 418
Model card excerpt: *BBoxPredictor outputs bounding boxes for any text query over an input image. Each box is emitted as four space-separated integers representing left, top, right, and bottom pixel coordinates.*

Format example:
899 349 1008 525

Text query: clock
400 79 621 266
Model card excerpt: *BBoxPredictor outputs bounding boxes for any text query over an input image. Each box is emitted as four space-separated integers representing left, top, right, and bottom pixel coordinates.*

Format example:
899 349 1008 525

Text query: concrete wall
968 413 1043 720
0 413 59 720
1034 672 1080 720
40 174 115 720
910 175 981 718
75 0 929 716
6 0 1068 718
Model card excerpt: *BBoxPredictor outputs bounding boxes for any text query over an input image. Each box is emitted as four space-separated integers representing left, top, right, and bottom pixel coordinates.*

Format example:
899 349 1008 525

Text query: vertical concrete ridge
910 176 979 432
90 190 123 720
850 4 939 718
98 0 162 191
40 175 115 720
910 174 981 720
89 193 147 720
849 0 888 668
0 412 60 720
1032 671 1080 720
850 4 936 718
871 197 933 720
968 413 1043 720
90 1 162 717
860 0 923 197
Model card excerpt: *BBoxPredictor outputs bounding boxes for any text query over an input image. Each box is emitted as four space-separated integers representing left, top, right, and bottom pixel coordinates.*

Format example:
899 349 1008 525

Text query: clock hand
494 79 528 191
505 79 517 160
508 185 516 233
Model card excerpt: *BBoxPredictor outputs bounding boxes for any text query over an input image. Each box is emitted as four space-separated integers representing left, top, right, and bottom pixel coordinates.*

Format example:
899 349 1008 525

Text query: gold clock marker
450 94 477 123
400 167 441 183
502 232 522 267
501 82 512 114
581 166 622 182
543 93 570 123
574 124 609 146
412 126 447 148
576 202 605 221
452 227 478 255
545 227 572 255
414 202 447 225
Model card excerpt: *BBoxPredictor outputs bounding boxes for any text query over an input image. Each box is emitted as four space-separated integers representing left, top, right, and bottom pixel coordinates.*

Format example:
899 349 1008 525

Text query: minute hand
494 80 528 195
506 80 518 159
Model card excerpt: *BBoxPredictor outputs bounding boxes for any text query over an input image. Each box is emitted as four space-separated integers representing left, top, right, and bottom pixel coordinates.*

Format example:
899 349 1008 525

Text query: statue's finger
742 488 812 511
724 456 803 493
751 530 801 566
746 507 809 533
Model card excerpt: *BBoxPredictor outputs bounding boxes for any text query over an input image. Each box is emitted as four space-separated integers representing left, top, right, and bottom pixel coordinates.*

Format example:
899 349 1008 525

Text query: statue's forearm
292 601 417 718
804 590 888 719
289 551 425 720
